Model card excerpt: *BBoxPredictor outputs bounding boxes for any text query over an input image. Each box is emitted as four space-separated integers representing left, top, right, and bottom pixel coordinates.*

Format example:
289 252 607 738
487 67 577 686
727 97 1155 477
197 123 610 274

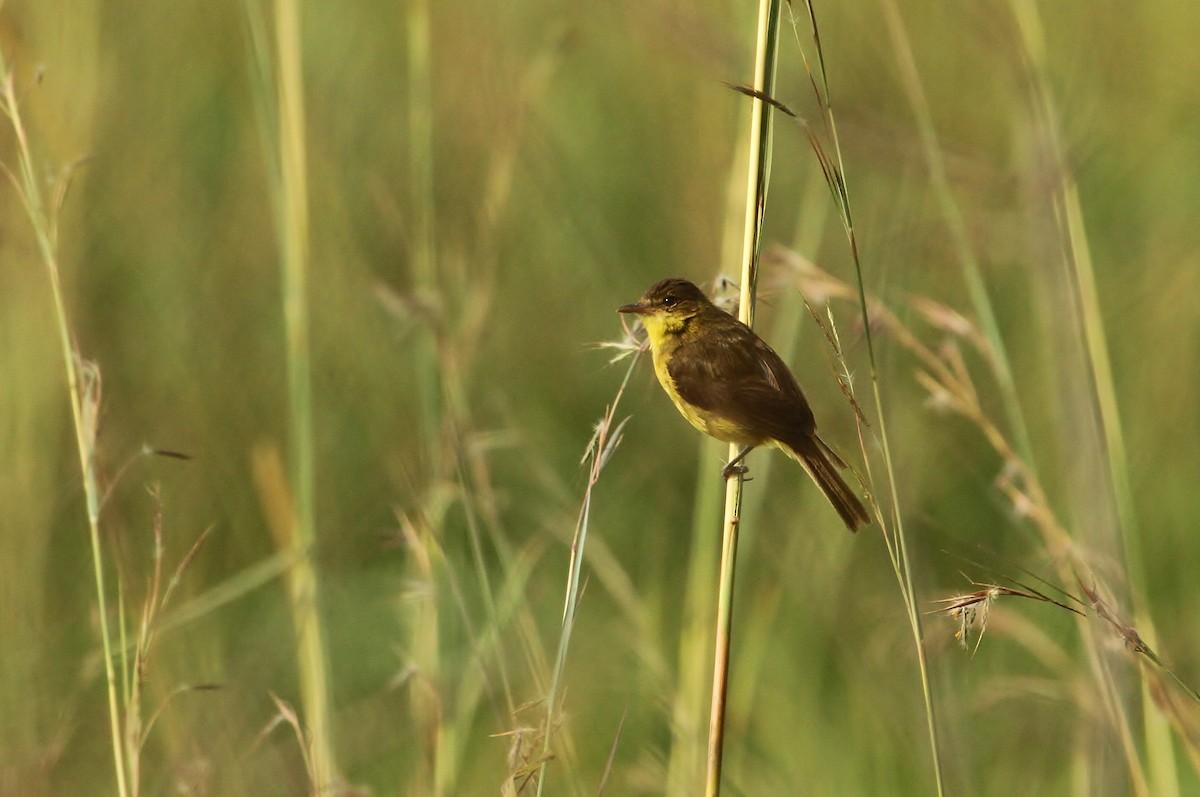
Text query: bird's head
618 278 711 340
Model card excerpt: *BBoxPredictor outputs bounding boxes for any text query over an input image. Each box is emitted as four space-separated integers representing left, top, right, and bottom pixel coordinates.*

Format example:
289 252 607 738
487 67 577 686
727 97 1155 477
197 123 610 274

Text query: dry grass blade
1077 581 1200 705
267 693 317 791
722 83 797 118
596 709 627 797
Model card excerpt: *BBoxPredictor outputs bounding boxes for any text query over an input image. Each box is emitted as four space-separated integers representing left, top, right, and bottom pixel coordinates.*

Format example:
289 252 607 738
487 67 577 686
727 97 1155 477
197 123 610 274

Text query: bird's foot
721 462 750 480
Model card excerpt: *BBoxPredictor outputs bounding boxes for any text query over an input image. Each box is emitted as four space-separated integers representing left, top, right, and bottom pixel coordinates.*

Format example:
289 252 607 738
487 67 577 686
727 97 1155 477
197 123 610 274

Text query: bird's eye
661 295 676 307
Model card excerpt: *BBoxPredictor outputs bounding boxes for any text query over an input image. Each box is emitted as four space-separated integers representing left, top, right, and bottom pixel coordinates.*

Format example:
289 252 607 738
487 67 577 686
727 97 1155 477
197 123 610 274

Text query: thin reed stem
535 353 639 796
0 55 129 797
274 0 340 788
791 3 946 793
705 1 780 794
245 0 338 789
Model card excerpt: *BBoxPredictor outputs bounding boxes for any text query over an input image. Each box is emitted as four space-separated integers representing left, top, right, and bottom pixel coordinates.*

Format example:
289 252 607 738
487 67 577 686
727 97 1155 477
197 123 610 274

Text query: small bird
619 277 870 532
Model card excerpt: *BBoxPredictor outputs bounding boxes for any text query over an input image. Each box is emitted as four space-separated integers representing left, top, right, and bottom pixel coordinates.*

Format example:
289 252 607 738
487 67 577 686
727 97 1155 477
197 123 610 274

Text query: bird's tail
781 434 871 532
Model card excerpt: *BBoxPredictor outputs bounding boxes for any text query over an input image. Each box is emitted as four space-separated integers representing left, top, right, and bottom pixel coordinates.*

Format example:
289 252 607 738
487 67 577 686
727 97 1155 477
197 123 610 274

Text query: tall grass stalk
664 440 722 796
276 0 339 786
406 0 445 486
789 3 946 793
666 168 831 797
878 0 1037 477
1008 1 1173 791
724 165 833 733
0 54 129 797
246 0 338 789
704 1 781 795
665 140 755 797
396 1 459 790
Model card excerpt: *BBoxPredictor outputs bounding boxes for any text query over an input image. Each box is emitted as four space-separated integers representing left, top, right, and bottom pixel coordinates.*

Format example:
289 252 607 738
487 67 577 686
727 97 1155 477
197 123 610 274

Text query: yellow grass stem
705 2 780 794
666 130 758 797
247 0 339 789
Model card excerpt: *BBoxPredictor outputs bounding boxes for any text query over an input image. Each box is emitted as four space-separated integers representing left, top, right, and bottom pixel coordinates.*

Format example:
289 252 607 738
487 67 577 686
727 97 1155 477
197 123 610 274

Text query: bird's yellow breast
646 328 763 447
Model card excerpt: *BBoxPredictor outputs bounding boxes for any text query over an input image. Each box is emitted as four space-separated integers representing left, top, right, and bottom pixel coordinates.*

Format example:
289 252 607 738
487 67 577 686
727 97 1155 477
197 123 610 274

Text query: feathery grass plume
894 276 1165 790
777 244 1190 792
934 576 1082 656
933 566 1200 773
123 491 217 797
783 247 1200 791
911 298 1162 790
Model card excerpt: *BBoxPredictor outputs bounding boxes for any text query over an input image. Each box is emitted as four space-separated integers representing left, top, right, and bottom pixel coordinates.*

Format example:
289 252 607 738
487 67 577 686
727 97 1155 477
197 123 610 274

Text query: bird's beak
618 301 649 315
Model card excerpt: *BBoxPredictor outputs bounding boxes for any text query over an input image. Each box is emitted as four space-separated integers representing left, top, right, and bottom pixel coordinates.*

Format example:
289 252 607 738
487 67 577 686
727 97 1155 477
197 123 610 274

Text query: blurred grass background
1 1 1198 795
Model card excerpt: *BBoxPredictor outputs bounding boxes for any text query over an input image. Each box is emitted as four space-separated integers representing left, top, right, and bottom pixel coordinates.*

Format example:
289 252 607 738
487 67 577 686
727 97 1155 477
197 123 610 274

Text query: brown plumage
619 278 870 532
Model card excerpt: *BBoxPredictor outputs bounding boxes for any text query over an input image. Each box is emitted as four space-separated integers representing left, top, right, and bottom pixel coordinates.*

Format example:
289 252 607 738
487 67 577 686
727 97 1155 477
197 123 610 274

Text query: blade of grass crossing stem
705 2 780 795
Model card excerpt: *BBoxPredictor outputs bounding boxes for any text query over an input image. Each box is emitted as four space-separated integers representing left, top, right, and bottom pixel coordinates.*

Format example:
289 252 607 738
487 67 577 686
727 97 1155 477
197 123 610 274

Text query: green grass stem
535 353 638 796
791 3 946 793
246 0 338 790
879 0 1037 479
0 53 129 797
1009 2 1173 792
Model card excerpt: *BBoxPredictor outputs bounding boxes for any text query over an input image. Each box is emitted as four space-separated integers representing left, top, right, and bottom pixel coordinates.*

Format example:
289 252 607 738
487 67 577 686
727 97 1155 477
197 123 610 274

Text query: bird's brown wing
668 316 816 445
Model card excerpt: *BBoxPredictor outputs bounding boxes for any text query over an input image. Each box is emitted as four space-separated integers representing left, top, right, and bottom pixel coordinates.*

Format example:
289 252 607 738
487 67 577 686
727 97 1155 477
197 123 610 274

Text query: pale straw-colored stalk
704 1 781 794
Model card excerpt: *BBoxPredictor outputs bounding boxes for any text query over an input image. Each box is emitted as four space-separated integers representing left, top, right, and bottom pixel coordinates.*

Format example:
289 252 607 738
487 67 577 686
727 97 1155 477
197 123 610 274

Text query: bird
618 277 870 532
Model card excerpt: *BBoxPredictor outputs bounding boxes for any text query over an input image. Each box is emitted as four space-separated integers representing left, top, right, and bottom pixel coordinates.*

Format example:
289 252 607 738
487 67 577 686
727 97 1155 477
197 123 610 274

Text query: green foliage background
1 1 1198 795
